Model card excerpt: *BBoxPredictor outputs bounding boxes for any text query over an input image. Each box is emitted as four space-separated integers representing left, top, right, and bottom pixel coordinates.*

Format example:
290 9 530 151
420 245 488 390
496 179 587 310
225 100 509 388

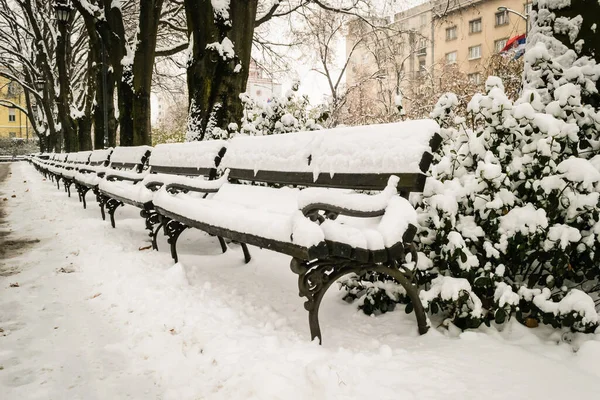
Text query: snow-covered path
1 162 600 400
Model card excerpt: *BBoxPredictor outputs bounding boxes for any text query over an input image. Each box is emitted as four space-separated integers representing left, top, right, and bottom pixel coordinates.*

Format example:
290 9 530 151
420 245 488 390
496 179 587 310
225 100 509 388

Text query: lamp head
54 1 72 23
497 6 508 12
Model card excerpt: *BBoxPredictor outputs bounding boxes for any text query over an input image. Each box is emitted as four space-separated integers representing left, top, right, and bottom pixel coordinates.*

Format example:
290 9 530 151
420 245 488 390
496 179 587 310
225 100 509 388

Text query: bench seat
153 178 417 262
97 179 154 208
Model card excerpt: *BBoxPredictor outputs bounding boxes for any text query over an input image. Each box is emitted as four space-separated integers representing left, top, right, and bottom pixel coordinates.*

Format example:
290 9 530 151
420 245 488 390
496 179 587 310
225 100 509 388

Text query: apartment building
345 0 530 119
345 3 433 120
433 0 530 84
0 75 31 140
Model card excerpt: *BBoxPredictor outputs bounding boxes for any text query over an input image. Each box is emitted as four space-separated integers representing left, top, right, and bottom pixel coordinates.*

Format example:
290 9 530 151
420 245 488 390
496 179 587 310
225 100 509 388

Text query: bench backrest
108 145 152 172
68 151 92 165
220 120 441 193
89 149 113 166
148 141 227 178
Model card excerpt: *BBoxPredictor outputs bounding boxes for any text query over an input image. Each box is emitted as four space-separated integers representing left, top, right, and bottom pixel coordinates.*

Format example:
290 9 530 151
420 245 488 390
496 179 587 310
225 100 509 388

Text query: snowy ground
1 162 600 400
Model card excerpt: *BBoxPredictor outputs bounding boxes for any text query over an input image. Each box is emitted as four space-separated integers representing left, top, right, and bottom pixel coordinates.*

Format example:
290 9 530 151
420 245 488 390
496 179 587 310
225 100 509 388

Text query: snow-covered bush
237 82 324 137
341 4 600 332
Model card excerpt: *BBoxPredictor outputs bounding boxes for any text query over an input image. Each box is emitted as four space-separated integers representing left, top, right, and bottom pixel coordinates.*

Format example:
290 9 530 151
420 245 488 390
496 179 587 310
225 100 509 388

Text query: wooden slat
150 165 214 177
228 169 427 192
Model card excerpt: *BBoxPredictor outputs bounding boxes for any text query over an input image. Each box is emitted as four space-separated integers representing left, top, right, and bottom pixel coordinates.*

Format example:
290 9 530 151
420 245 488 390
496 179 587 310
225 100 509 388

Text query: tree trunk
56 21 78 152
184 0 258 140
118 76 135 146
103 1 134 146
95 21 117 148
77 115 93 150
131 0 164 146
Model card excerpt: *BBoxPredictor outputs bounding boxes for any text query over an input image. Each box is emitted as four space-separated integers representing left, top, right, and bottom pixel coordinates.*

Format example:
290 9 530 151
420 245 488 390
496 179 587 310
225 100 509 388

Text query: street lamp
497 6 529 37
54 0 74 151
54 1 72 23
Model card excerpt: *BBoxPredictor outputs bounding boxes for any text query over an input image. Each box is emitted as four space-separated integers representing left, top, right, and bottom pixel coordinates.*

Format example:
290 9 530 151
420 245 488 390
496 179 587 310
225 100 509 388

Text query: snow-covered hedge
342 4 600 332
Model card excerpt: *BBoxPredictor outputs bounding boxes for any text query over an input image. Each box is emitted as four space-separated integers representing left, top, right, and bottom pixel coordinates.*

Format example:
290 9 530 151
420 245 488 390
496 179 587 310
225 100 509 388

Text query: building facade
432 0 530 84
345 0 530 120
0 75 31 140
246 60 282 104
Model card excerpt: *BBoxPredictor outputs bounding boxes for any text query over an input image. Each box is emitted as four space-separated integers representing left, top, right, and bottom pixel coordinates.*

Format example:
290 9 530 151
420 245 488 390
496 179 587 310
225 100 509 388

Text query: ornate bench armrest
78 166 106 175
299 176 400 221
147 170 229 194
105 170 148 183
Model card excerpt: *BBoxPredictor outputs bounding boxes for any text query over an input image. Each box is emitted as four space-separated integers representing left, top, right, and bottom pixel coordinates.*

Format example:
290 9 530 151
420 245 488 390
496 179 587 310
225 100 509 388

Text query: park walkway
1 162 599 400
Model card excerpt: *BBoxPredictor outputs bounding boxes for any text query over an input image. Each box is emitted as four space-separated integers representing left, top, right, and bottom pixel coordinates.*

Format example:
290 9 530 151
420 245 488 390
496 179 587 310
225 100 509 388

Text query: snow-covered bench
83 146 153 225
153 120 441 343
97 141 227 246
72 149 113 209
56 151 93 196
44 153 69 187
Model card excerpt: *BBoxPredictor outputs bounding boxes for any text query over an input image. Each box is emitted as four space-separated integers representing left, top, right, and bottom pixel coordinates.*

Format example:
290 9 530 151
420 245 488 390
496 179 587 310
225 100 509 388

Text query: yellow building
0 75 31 140
432 0 530 83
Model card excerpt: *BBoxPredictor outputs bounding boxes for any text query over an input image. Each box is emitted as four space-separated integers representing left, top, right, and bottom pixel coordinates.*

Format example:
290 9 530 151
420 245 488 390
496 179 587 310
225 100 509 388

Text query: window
416 38 427 55
495 38 508 53
469 18 482 34
468 45 482 60
495 11 508 26
446 51 457 63
446 26 457 40
468 73 482 85
8 108 16 122
7 82 20 97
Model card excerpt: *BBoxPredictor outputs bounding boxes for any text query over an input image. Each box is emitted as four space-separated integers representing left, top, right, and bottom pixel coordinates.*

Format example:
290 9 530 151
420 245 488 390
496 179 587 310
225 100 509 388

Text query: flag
501 33 526 53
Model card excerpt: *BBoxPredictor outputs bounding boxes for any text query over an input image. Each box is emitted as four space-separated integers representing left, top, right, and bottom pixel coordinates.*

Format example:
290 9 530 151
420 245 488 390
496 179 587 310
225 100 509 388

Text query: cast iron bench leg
78 186 90 209
240 243 251 263
290 255 429 345
141 209 162 251
165 219 188 263
97 193 107 220
217 236 228 253
106 198 124 228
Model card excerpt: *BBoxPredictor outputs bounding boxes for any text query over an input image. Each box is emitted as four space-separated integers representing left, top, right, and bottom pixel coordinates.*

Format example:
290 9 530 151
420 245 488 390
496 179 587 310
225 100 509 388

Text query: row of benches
29 119 441 343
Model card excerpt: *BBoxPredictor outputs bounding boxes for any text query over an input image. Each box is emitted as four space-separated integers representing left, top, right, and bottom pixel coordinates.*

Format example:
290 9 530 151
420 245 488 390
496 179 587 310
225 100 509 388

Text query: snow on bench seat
154 183 325 250
98 179 154 206
153 178 417 255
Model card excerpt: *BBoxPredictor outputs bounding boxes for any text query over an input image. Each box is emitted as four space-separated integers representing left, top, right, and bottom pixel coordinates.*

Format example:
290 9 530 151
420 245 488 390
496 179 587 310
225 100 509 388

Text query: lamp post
98 31 109 148
54 0 75 151
497 6 529 37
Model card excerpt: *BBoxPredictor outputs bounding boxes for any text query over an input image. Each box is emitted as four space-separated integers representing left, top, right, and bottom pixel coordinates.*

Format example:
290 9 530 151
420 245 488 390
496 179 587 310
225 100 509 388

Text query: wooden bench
97 141 227 248
73 149 113 209
40 153 68 184
85 146 153 225
57 151 93 197
152 119 441 343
